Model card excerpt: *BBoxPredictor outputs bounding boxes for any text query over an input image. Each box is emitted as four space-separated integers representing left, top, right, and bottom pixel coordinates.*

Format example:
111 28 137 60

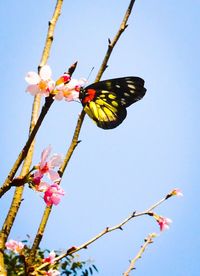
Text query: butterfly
79 77 146 129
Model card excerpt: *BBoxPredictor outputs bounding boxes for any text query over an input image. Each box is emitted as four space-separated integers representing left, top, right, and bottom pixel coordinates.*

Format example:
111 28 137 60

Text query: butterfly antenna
86 67 94 83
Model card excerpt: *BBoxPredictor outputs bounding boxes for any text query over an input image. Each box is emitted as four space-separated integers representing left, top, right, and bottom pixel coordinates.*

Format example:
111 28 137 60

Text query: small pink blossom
25 65 55 96
44 183 65 206
5 240 24 254
169 188 183 197
35 181 50 192
46 269 60 276
153 214 172 231
166 188 183 199
43 250 56 264
33 145 62 184
54 78 87 101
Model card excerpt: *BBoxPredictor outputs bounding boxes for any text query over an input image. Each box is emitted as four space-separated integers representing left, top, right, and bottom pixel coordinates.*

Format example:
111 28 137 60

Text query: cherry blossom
153 214 172 231
42 250 56 264
25 65 55 96
53 78 87 101
169 188 183 197
25 65 87 102
34 181 50 192
46 269 60 276
33 145 62 184
5 239 24 254
165 188 183 200
44 183 65 206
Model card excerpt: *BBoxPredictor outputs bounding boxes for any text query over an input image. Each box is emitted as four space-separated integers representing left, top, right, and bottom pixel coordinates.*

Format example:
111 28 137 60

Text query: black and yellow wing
79 77 146 129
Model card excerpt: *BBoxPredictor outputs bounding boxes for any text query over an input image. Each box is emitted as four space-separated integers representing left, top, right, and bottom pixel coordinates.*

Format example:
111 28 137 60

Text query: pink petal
47 170 61 182
65 91 79 102
48 154 63 168
51 195 61 205
172 188 183 196
47 80 56 93
5 240 24 254
26 84 40 95
46 269 60 276
25 71 40 84
41 145 52 168
37 182 50 192
54 91 64 101
40 65 52 80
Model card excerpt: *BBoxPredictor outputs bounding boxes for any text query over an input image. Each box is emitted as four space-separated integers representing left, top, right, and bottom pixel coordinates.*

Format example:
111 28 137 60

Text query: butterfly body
79 77 146 129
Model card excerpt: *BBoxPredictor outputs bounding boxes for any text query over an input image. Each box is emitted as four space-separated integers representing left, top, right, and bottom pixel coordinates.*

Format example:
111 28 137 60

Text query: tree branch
123 233 156 275
95 0 136 82
0 1 64 274
36 191 169 272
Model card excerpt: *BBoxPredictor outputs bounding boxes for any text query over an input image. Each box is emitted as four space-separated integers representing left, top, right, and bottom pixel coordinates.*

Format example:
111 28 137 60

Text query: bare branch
123 233 156 275
36 192 169 272
95 0 136 82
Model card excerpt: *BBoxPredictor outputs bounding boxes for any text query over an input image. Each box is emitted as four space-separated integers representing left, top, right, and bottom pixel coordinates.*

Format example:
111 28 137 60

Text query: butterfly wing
79 77 146 129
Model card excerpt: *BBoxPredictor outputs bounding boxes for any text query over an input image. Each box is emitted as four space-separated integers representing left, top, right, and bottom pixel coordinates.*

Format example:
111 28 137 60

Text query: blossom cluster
25 65 86 101
30 145 65 206
5 240 60 275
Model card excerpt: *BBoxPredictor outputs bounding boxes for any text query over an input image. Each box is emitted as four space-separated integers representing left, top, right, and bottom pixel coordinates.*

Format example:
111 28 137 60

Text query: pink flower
46 269 60 276
33 145 62 184
5 239 24 254
25 65 55 96
153 214 172 231
44 183 65 206
169 188 183 197
54 78 87 101
35 181 50 192
43 250 56 264
166 188 183 199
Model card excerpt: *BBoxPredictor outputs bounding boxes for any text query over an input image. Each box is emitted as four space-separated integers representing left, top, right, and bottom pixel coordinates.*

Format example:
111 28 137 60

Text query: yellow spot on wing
97 107 109 121
111 101 118 107
103 107 116 121
108 94 116 99
89 102 99 120
95 99 117 113
84 105 96 120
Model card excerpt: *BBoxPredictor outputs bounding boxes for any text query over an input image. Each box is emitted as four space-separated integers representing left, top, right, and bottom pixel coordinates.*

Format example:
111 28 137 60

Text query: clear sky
0 1 199 275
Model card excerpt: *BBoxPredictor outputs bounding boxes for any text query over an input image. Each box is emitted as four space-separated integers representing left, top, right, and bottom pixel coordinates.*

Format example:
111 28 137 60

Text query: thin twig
0 97 54 198
36 193 168 272
123 233 156 276
95 0 136 82
0 1 64 274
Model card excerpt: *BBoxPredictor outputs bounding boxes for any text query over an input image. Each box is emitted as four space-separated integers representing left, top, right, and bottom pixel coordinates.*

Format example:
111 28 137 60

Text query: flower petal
40 65 52 80
25 71 40 84
41 145 52 168
48 154 63 168
64 91 79 102
26 84 40 95
47 170 61 182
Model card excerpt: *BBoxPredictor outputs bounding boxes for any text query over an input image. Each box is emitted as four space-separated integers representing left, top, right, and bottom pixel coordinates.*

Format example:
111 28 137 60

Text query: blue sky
0 1 199 275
